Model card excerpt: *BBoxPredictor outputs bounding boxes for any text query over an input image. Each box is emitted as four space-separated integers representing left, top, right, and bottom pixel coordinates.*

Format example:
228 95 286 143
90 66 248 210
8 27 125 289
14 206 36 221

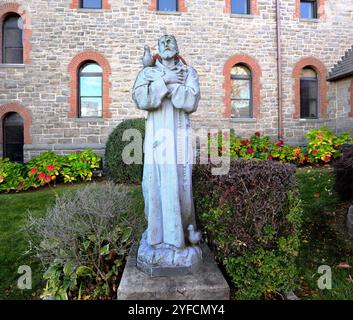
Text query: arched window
79 62 103 117
300 67 318 119
2 14 23 64
231 0 250 14
80 0 102 9
158 0 178 11
231 64 252 118
3 112 24 162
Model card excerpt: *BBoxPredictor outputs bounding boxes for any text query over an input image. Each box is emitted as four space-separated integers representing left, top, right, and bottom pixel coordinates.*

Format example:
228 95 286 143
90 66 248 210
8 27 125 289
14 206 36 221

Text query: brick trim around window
149 0 187 12
225 0 259 15
0 2 32 64
292 57 328 119
295 0 326 19
68 51 112 118
223 54 262 118
349 78 353 117
0 102 32 144
70 0 111 9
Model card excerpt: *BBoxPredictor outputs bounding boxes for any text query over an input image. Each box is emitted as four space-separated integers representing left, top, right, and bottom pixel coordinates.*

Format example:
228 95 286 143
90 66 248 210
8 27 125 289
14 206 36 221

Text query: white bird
142 45 154 68
187 224 202 245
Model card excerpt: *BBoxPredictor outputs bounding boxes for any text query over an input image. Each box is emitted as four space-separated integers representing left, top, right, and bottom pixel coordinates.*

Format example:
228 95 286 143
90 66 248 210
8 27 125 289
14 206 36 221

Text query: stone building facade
0 0 352 161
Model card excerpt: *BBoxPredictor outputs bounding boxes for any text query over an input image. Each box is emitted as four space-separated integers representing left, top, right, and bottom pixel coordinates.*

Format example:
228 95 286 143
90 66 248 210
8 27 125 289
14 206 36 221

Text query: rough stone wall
331 77 353 133
0 0 352 161
280 0 353 143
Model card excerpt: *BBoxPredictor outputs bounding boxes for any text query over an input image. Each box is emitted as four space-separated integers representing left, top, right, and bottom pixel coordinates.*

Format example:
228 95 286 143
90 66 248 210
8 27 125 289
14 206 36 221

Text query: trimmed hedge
334 145 353 202
193 159 303 299
105 118 145 184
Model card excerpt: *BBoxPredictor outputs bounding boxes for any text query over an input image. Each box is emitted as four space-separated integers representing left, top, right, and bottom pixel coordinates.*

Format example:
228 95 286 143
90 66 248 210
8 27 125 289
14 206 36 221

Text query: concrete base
117 243 230 300
136 232 203 277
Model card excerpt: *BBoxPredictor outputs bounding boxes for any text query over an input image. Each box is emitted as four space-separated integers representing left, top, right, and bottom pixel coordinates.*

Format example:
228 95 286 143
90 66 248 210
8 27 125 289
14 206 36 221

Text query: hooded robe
132 59 200 248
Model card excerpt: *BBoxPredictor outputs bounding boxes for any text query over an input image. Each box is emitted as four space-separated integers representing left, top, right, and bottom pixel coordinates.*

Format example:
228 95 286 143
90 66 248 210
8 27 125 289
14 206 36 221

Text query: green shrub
0 158 25 192
193 160 303 299
0 149 101 193
105 118 145 184
60 149 100 183
25 182 144 300
333 145 353 202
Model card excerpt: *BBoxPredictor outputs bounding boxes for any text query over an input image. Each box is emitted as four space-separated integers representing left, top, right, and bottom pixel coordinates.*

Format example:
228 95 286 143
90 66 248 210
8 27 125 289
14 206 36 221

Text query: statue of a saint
132 35 202 275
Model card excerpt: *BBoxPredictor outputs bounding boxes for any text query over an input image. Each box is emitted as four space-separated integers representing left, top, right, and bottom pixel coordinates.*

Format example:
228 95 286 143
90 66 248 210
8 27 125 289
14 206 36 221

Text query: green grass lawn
296 167 353 300
0 181 144 300
0 183 94 300
1 169 352 300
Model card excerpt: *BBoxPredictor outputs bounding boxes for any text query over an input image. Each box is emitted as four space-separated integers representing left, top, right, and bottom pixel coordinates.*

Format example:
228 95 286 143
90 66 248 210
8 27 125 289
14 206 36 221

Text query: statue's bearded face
158 35 179 60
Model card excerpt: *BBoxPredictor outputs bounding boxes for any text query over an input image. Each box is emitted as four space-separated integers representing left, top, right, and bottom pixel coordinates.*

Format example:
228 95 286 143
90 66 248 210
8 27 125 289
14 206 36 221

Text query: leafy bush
105 118 145 184
333 145 353 202
26 182 144 300
0 149 100 193
209 127 351 166
0 158 25 192
193 160 303 299
306 127 351 163
60 149 100 183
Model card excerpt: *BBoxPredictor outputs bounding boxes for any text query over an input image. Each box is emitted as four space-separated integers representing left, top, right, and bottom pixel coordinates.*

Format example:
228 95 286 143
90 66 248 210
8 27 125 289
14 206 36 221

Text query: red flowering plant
230 131 275 160
25 151 63 189
207 128 351 166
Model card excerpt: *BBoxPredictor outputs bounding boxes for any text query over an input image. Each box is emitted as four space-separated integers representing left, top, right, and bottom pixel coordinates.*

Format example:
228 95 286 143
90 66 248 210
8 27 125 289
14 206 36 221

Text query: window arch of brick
349 78 353 117
295 0 326 19
70 0 111 9
223 54 261 118
292 57 328 119
0 2 32 64
0 103 32 145
68 51 112 118
149 0 187 12
225 0 259 15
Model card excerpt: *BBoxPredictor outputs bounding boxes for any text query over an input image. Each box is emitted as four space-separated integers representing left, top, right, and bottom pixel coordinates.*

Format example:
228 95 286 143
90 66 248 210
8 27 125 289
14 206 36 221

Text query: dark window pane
231 100 251 118
3 15 23 64
4 48 23 64
80 76 102 96
300 79 318 118
4 16 20 28
80 97 103 117
158 0 177 12
4 29 23 47
3 113 24 162
231 0 249 14
300 1 317 19
81 0 102 9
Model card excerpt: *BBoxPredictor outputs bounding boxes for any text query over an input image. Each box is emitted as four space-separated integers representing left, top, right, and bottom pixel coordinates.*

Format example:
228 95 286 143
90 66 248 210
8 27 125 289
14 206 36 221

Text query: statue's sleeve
170 67 200 114
132 69 169 111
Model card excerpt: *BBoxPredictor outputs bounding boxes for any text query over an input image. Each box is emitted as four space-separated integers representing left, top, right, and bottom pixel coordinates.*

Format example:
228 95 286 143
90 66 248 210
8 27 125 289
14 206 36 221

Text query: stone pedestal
117 243 230 300
136 232 203 277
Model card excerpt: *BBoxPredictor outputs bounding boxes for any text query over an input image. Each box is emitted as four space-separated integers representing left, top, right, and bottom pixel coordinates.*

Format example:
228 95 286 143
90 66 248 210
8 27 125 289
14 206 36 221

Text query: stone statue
132 35 202 276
